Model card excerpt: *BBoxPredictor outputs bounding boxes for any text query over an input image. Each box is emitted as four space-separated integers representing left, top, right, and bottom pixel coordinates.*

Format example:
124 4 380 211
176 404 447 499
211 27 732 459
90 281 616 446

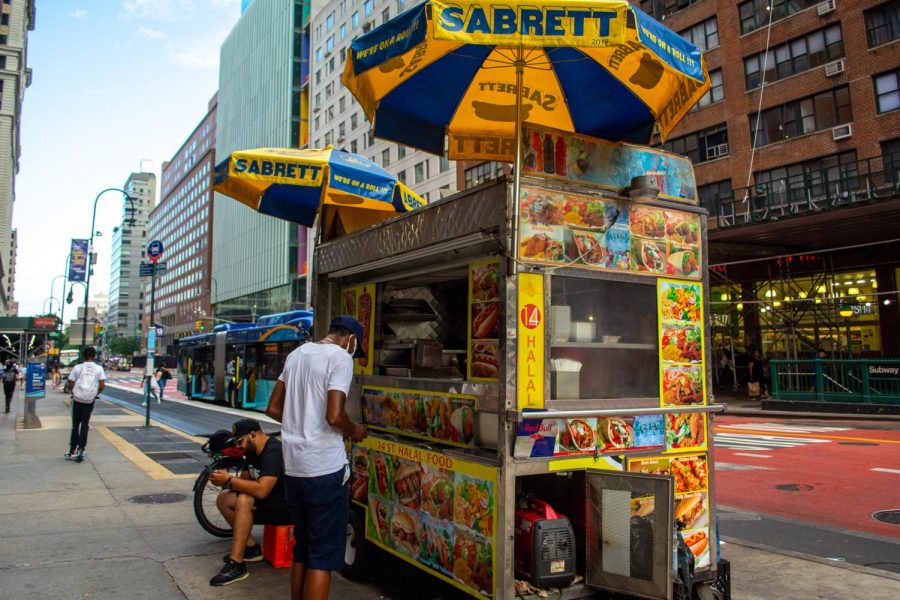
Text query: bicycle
192 431 246 538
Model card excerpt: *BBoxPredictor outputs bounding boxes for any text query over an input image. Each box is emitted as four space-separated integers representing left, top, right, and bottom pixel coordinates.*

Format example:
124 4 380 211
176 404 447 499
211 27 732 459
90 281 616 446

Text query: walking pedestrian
64 347 106 462
2 360 19 413
156 365 172 400
747 350 769 400
51 359 62 391
265 315 368 600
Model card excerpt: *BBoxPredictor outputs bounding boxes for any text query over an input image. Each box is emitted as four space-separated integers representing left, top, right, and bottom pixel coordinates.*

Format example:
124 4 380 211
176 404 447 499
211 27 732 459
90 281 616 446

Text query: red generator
514 496 576 588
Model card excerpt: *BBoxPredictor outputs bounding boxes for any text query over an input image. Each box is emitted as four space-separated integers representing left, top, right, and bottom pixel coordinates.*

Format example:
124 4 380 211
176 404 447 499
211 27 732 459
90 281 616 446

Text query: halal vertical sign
68 239 89 282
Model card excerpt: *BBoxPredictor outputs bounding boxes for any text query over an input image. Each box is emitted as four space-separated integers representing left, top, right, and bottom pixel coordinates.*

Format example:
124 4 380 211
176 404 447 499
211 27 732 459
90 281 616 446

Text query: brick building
638 0 900 358
144 95 217 354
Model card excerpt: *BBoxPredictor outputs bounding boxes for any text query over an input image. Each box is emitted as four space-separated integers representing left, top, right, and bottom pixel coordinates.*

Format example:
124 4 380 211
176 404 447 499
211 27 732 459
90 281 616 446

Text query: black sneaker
210 559 248 586
222 544 263 563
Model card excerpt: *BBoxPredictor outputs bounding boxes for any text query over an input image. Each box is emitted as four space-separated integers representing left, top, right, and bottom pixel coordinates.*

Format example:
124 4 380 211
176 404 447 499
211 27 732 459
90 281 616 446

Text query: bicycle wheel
193 458 244 538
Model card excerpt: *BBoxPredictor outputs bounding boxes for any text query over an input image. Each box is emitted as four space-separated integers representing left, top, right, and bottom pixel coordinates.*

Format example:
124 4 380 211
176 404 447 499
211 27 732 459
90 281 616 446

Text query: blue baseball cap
329 315 366 358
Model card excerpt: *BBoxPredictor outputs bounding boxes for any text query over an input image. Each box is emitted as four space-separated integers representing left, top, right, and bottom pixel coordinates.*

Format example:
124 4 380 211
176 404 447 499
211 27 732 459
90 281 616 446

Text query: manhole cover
775 483 814 492
838 442 879 446
873 510 900 525
128 493 189 505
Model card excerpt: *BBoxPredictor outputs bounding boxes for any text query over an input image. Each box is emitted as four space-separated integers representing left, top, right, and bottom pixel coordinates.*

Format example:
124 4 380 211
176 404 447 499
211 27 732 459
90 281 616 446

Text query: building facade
308 0 458 204
213 0 315 320
0 0 34 315
6 227 15 315
108 172 156 339
144 95 217 353
643 0 900 357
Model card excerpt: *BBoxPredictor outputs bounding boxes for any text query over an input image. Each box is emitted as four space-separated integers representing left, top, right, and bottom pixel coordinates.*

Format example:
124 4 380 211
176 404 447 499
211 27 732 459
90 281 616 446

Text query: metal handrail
707 152 900 229
516 404 726 420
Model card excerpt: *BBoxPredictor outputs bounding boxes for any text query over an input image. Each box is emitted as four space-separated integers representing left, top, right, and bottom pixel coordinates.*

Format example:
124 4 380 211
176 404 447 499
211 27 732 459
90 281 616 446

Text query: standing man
266 316 367 600
64 347 106 462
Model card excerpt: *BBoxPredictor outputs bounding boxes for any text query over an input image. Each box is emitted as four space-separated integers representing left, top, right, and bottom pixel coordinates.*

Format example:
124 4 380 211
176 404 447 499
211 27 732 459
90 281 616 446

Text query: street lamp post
43 297 60 315
79 189 136 361
56 255 72 332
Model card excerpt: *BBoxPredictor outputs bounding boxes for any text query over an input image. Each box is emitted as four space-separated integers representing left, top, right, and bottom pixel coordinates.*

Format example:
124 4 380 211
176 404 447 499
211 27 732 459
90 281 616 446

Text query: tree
107 327 140 357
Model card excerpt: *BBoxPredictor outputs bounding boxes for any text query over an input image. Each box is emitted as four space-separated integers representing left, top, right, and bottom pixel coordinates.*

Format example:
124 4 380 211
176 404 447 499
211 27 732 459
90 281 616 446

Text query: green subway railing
770 359 900 404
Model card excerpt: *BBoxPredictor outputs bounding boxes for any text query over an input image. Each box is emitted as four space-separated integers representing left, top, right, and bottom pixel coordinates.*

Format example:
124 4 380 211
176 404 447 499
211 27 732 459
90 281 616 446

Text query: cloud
137 26 166 40
165 30 228 69
121 0 188 21
70 9 88 19
208 0 240 9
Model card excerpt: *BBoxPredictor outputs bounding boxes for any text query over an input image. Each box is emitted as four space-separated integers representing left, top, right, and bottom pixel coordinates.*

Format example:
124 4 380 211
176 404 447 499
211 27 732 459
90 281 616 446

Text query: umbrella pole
510 47 525 274
305 213 318 310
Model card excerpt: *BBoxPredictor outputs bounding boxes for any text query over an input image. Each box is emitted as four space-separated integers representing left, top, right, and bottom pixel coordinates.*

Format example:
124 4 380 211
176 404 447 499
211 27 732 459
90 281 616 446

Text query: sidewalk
713 388 900 421
0 386 382 600
2 387 898 599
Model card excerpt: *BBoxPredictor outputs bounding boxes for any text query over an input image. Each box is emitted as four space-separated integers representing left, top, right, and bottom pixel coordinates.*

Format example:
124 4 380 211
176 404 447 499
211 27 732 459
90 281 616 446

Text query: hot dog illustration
472 100 533 122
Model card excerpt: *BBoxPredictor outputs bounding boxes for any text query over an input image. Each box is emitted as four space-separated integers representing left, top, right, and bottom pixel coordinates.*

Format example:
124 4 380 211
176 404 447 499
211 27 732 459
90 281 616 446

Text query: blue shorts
285 466 349 570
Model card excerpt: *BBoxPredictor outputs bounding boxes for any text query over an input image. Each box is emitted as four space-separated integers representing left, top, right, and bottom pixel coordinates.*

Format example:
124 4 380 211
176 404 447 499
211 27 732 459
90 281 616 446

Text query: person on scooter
208 418 290 586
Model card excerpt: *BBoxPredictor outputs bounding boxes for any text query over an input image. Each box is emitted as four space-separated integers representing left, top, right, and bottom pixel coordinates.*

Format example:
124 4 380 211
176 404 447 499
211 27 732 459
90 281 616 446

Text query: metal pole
59 255 70 333
79 188 136 361
145 263 156 428
510 48 525 275
845 320 852 359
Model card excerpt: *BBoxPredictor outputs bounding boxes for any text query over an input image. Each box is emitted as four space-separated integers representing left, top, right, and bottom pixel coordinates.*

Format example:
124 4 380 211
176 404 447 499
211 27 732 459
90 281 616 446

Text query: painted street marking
714 432 832 451
733 452 772 459
715 462 771 471
871 468 900 474
719 422 850 433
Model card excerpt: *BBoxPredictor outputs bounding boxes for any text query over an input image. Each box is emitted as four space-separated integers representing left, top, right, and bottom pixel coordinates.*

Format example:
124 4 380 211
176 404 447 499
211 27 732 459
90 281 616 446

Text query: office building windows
365 0 373 17
464 162 505 188
663 123 729 164
326 13 334 30
750 86 852 146
639 0 702 20
341 24 346 40
398 145 407 159
738 0 818 35
692 69 723 110
352 11 359 27
865 1 900 47
680 18 718 52
744 25 844 90
875 70 900 114
697 180 733 210
382 148 391 166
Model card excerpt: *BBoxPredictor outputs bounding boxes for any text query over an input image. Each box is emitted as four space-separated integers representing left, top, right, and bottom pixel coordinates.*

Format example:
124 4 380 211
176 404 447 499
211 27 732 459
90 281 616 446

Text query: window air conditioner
832 124 852 140
824 59 845 77
706 143 729 160
817 0 836 16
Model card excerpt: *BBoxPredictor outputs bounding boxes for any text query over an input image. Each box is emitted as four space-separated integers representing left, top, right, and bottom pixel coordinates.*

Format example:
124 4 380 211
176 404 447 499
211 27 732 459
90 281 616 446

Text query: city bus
177 310 313 411
59 349 81 377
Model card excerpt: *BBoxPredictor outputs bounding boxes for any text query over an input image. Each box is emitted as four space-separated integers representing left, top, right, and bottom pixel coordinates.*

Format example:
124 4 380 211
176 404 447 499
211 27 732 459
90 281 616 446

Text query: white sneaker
141 402 147 407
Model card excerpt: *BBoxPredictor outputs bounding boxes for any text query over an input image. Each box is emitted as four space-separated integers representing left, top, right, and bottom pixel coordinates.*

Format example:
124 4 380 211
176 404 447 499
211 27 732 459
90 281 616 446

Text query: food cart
315 127 723 599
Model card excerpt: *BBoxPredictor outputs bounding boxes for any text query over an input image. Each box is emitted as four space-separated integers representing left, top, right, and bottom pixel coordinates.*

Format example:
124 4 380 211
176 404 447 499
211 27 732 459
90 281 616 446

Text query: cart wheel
342 508 371 581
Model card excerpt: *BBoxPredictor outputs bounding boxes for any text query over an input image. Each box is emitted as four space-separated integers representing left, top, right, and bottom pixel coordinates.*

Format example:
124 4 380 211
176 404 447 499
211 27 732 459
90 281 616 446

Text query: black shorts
285 467 350 570
253 492 291 525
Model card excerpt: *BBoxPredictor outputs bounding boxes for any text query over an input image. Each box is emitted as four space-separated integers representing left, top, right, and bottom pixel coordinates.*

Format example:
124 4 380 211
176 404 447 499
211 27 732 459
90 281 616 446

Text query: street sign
147 240 164 264
139 263 153 277
148 328 157 350
155 261 167 272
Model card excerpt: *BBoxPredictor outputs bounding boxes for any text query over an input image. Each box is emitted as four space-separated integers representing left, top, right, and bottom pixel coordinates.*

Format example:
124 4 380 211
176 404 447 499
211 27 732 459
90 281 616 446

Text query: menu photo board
356 437 497 598
514 412 665 459
468 258 501 382
628 453 712 569
521 124 698 205
518 185 702 280
657 279 708 453
341 283 376 376
363 386 477 448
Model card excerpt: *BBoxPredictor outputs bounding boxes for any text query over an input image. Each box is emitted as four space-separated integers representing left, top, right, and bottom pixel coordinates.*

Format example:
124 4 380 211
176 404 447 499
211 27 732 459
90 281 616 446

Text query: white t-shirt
279 342 354 477
68 362 106 404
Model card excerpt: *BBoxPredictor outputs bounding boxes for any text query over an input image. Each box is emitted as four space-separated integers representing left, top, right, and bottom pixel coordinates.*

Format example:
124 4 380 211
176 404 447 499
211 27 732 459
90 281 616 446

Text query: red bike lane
712 416 900 539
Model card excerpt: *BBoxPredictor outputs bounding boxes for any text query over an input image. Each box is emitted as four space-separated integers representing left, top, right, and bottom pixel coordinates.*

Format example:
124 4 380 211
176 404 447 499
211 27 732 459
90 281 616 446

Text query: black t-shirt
246 436 285 500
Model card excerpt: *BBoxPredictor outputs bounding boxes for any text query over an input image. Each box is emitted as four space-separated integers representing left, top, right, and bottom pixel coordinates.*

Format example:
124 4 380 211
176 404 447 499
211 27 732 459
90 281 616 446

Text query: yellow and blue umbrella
342 0 710 161
213 146 425 228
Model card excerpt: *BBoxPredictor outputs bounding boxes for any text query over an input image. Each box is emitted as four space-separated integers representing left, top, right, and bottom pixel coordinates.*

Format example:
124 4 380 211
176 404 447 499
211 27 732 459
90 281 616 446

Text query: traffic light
196 320 205 332
94 323 102 336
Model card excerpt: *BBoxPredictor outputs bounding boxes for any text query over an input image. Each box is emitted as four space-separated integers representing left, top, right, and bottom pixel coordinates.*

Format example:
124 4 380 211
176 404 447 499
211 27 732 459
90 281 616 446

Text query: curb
721 537 900 581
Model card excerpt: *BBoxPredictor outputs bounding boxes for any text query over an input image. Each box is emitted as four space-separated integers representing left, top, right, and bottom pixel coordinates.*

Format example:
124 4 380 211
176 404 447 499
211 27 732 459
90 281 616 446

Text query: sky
12 0 242 318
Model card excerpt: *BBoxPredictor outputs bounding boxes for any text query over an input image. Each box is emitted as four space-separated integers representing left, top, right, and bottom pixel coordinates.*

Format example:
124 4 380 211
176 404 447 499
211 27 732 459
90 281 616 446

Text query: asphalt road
713 415 900 573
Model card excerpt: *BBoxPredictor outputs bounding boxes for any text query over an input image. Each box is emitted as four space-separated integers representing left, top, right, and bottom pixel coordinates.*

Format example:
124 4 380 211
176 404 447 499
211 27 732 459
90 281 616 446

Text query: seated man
208 418 290 586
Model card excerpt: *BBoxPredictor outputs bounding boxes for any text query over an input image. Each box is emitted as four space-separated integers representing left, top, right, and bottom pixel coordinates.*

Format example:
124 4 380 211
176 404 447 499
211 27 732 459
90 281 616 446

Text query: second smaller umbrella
213 146 425 229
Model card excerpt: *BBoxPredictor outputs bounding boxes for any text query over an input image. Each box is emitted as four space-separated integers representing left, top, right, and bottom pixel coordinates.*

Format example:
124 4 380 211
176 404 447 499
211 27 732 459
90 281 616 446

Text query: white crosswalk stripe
719 422 850 434
713 432 832 451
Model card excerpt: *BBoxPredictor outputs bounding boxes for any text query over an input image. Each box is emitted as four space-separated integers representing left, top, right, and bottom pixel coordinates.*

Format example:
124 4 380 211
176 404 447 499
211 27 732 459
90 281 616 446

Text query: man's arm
208 471 277 500
326 390 367 442
265 380 286 422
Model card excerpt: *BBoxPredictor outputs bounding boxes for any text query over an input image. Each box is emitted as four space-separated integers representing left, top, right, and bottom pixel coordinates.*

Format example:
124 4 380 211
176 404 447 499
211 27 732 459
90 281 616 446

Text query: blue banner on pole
25 363 46 398
69 239 89 283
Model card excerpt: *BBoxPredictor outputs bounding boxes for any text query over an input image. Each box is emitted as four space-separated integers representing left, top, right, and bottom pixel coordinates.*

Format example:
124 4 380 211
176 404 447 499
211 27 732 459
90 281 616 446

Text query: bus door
246 341 280 410
192 346 215 399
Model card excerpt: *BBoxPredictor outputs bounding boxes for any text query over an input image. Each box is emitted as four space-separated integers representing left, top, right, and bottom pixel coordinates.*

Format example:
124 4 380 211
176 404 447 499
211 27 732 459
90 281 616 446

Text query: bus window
259 343 280 380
